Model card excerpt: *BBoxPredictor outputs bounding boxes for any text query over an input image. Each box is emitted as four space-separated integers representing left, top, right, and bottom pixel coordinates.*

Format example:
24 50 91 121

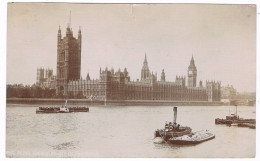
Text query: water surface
6 104 256 158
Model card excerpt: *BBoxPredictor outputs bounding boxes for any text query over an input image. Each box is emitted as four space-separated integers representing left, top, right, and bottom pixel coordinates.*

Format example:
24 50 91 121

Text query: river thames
6 104 255 158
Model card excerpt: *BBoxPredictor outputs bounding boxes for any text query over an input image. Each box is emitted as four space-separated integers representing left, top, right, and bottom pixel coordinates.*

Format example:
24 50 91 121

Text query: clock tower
187 55 197 87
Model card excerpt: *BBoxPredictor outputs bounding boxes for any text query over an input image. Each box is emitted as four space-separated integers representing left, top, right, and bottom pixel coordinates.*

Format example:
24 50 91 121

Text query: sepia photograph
3 1 257 158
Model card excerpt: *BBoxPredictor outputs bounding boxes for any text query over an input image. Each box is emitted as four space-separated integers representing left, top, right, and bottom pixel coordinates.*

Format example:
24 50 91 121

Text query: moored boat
215 105 255 127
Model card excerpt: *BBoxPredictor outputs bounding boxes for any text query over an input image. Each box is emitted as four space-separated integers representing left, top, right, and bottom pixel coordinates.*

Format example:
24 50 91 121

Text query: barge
36 100 89 113
168 130 215 145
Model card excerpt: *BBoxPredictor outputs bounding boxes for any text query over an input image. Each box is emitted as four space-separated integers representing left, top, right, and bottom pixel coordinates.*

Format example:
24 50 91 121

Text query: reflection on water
52 141 76 150
6 105 255 158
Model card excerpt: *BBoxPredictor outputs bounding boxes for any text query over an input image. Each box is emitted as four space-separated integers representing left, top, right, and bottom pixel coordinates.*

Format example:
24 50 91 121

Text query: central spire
141 53 150 80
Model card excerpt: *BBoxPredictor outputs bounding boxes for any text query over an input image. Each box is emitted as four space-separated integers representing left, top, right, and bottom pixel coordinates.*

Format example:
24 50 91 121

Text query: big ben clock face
189 70 192 74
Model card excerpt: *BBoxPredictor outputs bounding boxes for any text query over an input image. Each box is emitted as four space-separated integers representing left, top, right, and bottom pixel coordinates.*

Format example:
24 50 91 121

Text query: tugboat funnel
173 107 177 124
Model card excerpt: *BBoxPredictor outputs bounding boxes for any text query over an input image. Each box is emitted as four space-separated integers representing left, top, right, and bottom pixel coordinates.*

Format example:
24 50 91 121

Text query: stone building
36 67 56 89
221 85 237 99
37 25 221 102
56 24 81 95
67 55 221 102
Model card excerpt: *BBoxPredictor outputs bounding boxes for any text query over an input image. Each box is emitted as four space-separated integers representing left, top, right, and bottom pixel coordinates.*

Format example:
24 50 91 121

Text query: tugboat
154 107 192 142
154 107 215 145
215 105 255 128
36 100 89 114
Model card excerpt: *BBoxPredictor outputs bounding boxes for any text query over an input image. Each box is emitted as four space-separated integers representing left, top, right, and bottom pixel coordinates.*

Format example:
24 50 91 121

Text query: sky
7 3 256 92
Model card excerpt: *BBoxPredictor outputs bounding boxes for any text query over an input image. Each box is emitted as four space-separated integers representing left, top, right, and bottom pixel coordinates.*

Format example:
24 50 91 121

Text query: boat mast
235 105 238 117
65 100 67 107
105 84 107 106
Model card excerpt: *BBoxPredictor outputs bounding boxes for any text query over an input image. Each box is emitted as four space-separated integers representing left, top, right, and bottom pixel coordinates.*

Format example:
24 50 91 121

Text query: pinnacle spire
86 72 90 81
58 26 61 35
144 52 148 65
190 54 195 65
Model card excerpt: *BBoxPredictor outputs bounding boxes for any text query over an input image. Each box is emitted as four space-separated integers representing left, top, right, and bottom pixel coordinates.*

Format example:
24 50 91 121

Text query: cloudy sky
7 3 256 92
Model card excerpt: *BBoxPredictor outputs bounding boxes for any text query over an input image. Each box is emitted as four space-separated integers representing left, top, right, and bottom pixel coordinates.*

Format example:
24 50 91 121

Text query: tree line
7 84 56 98
6 84 86 99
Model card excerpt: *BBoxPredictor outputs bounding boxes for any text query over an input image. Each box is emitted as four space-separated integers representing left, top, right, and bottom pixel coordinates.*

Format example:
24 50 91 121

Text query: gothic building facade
36 67 56 89
67 55 221 102
37 25 221 102
56 25 81 95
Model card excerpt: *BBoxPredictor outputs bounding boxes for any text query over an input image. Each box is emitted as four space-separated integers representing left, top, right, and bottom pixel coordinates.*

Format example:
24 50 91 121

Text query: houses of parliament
36 24 221 102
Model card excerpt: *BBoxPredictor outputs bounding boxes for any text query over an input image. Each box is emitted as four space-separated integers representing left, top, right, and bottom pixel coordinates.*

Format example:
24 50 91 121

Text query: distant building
221 85 237 99
36 67 56 89
36 24 221 102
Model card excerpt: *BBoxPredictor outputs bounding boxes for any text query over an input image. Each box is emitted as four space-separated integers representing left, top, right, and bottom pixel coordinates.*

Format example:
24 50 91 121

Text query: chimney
173 107 177 124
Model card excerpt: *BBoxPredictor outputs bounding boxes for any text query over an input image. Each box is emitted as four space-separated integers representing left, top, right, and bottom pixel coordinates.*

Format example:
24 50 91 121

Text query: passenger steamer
36 100 89 113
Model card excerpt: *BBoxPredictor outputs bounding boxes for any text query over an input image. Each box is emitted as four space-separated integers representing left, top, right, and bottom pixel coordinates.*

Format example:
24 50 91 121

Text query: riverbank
6 98 222 106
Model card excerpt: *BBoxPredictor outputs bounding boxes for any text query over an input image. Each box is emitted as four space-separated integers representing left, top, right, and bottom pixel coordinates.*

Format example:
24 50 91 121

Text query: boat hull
168 130 215 145
238 123 256 129
168 135 215 145
154 127 192 141
36 107 89 114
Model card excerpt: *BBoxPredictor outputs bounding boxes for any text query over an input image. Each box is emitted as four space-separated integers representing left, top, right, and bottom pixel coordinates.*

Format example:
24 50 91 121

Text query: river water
6 104 256 158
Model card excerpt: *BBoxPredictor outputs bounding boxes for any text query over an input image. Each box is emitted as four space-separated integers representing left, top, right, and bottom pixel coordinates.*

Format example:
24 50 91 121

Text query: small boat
168 130 215 145
36 100 89 114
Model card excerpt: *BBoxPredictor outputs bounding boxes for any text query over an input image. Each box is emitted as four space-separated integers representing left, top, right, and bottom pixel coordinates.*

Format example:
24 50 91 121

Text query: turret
78 26 82 40
124 68 128 76
57 26 61 43
111 67 114 74
86 73 90 81
199 80 203 87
